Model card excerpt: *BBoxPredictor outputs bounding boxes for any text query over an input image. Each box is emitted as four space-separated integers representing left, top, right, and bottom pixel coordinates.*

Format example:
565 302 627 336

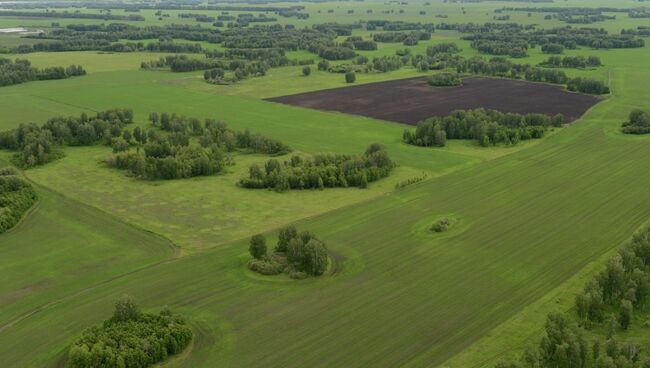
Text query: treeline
0 58 85 87
372 31 432 46
621 109 650 135
497 227 650 368
428 73 462 87
67 296 192 368
403 109 564 147
141 55 269 77
240 144 394 191
539 55 602 69
0 168 37 234
104 40 203 53
0 10 144 21
248 225 328 279
456 23 645 57
0 109 133 167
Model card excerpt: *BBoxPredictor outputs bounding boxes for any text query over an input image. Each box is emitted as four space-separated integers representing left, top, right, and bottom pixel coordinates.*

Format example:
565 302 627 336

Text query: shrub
621 109 650 135
249 233 267 259
345 71 356 83
431 218 450 232
302 66 311 76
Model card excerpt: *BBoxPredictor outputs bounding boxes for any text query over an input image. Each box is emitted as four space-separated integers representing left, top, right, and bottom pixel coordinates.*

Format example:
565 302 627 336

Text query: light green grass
0 1 649 367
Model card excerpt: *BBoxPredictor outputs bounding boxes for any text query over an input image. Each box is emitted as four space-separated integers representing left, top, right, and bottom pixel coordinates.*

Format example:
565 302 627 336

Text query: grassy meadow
1 0 649 367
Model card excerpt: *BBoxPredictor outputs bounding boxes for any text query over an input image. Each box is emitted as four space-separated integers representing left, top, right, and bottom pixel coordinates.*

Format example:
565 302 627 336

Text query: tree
303 239 328 276
619 299 633 330
112 295 140 322
149 112 159 125
302 66 311 76
345 71 356 83
249 234 267 259
276 225 297 252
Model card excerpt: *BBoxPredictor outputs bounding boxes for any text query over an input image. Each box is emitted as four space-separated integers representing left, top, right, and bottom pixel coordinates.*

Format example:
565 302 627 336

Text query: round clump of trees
247 225 329 279
67 296 192 368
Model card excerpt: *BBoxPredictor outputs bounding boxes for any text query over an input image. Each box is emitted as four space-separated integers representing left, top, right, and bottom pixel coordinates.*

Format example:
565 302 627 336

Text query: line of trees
428 73 462 87
404 109 564 147
0 109 133 167
621 109 650 135
248 225 328 279
0 58 85 87
240 144 394 191
0 169 37 234
539 55 602 69
67 296 192 368
567 77 610 95
497 227 650 368
0 10 144 21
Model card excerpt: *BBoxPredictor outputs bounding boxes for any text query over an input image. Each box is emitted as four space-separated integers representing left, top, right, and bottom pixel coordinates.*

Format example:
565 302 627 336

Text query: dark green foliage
0 171 37 234
0 109 132 167
0 58 85 87
372 56 404 72
317 46 356 60
345 71 356 83
248 227 328 277
67 297 192 368
431 218 450 232
455 56 569 84
541 43 565 54
539 55 602 69
621 109 650 135
240 144 394 191
249 234 267 259
426 42 460 55
428 73 462 87
567 77 610 95
403 109 563 148
302 66 311 76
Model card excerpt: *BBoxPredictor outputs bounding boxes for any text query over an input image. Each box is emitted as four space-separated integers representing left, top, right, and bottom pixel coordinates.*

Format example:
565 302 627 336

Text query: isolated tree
249 234 267 259
303 239 328 276
112 295 140 322
302 66 311 76
345 71 356 83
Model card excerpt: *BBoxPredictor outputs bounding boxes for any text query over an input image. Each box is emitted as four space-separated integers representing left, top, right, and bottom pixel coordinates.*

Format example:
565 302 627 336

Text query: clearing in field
267 76 600 125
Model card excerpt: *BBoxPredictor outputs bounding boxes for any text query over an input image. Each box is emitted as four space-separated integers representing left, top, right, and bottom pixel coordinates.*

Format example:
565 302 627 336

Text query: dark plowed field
266 76 600 125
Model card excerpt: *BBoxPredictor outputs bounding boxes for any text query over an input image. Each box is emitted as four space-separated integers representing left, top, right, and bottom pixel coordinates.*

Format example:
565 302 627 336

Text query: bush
431 218 450 232
249 233 267 259
345 71 356 83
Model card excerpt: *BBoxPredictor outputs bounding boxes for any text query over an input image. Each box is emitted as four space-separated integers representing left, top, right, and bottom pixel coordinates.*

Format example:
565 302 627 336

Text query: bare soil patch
266 76 600 125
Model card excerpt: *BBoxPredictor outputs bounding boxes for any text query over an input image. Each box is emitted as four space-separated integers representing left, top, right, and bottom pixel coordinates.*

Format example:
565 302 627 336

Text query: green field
1 0 650 367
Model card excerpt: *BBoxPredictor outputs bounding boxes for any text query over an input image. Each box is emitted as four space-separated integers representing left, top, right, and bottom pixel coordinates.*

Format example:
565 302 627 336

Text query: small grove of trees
428 73 462 87
431 218 451 232
567 77 610 95
0 109 133 167
1 58 86 87
106 113 290 180
247 225 329 279
149 112 291 155
403 109 564 148
0 169 37 234
621 109 650 135
67 296 192 368
497 227 650 368
239 144 394 191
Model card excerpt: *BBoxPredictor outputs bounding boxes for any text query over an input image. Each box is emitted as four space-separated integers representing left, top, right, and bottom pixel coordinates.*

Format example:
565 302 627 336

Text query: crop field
1 0 650 367
268 76 600 124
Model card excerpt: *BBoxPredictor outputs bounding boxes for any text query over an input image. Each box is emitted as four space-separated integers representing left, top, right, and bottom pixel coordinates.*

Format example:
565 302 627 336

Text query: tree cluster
0 170 37 234
248 225 329 279
239 144 394 191
539 55 602 69
0 10 144 21
567 77 610 95
621 109 650 135
67 296 192 368
0 109 133 167
428 73 462 87
0 58 85 87
499 228 650 368
404 109 564 147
